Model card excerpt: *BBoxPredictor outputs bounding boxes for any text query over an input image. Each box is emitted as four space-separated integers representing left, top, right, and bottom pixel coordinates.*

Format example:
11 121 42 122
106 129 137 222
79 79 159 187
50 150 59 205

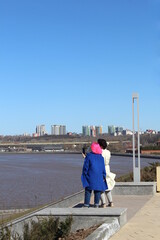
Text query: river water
0 153 159 209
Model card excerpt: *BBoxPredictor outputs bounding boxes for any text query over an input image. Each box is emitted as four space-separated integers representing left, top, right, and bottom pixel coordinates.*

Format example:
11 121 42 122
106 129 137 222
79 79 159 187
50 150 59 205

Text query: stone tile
111 193 160 240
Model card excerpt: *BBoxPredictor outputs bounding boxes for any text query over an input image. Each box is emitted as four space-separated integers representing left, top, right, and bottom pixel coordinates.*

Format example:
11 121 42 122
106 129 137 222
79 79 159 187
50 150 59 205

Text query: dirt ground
57 224 100 240
64 224 100 240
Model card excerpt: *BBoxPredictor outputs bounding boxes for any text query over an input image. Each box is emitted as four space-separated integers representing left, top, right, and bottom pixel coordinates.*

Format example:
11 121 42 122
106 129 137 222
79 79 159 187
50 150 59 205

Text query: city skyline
1 123 158 137
0 1 159 135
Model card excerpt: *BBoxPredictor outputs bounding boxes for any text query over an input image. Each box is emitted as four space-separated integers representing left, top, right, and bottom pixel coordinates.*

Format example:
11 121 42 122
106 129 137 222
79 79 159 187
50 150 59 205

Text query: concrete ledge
33 207 127 228
112 182 157 195
86 218 120 240
4 207 127 238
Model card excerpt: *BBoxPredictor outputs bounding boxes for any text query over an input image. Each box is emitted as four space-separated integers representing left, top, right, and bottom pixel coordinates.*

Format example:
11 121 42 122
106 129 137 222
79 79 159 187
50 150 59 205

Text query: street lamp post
132 93 140 182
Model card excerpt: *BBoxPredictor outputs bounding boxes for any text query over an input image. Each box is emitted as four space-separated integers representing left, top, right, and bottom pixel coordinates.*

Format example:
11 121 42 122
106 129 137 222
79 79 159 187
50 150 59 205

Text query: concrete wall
112 182 157 195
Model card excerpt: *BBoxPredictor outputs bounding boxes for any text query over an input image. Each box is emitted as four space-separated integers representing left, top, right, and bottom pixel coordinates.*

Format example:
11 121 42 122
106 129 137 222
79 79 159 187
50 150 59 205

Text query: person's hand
82 153 86 158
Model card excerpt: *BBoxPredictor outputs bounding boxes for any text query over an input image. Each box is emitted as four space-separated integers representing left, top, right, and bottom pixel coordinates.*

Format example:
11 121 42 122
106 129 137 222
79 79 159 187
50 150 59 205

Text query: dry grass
116 162 160 182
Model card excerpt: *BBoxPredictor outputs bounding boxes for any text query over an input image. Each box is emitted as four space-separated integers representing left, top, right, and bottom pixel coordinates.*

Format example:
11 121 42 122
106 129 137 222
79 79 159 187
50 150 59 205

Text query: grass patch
116 162 160 182
0 208 39 226
0 216 73 240
0 204 48 226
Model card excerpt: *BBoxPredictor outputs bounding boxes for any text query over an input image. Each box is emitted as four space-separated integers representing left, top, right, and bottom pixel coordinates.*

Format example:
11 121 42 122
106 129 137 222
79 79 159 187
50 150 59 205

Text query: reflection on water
0 153 159 209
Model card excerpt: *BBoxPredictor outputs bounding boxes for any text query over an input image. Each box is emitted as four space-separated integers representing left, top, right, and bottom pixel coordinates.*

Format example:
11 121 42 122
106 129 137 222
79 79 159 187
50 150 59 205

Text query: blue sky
0 0 159 135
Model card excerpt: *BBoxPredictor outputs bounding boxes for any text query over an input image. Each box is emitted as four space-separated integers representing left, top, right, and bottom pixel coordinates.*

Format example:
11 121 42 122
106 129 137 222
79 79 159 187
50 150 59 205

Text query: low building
122 129 133 135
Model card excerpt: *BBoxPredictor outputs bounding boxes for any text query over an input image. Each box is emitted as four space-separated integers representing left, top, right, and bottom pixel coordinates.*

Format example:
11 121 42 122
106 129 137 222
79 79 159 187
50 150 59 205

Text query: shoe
100 204 106 208
83 204 89 208
107 202 114 207
94 204 99 208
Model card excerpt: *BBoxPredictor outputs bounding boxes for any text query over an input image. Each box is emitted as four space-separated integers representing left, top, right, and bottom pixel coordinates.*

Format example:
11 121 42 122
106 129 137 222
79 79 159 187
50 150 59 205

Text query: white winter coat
102 149 116 191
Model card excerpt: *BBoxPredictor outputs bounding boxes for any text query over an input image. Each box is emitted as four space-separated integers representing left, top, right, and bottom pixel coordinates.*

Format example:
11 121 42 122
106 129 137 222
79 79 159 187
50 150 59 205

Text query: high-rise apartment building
60 125 66 135
51 125 59 135
108 125 124 135
36 125 46 136
36 125 41 136
90 126 96 137
82 126 90 136
95 126 103 136
108 125 116 135
82 125 102 137
115 126 123 135
51 125 66 135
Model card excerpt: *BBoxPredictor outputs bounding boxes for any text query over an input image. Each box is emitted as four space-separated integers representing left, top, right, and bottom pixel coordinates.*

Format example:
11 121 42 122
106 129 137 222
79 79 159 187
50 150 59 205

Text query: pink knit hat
91 142 102 154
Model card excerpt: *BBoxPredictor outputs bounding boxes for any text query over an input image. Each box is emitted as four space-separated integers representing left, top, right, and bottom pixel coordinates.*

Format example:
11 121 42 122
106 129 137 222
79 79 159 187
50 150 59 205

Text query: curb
86 218 120 240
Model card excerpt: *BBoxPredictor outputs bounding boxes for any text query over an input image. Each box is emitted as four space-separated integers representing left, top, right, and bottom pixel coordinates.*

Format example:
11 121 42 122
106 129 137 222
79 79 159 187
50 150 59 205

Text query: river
0 153 159 209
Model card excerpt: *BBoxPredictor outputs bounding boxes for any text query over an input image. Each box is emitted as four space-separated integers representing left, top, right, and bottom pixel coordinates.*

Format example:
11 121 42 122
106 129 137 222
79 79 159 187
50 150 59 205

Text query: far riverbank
112 152 160 159
1 151 160 159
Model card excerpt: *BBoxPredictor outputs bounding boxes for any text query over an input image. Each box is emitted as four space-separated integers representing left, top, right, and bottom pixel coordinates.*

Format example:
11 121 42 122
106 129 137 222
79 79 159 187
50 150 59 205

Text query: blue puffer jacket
81 152 108 191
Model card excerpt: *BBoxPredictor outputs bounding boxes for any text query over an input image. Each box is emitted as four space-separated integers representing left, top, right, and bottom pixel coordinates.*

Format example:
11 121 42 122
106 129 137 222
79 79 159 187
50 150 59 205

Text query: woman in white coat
98 139 116 207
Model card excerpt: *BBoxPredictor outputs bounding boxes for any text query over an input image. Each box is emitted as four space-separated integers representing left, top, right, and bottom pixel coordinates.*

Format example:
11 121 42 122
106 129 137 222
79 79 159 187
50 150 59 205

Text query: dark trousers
84 188 101 207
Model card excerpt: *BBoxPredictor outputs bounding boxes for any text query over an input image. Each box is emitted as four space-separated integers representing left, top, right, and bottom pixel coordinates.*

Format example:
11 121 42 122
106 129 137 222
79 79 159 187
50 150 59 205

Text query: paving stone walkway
86 194 152 221
111 193 160 240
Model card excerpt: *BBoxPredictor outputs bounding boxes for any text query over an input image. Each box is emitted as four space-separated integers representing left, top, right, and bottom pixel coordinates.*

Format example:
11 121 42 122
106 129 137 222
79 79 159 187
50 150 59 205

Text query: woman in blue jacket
81 142 108 207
